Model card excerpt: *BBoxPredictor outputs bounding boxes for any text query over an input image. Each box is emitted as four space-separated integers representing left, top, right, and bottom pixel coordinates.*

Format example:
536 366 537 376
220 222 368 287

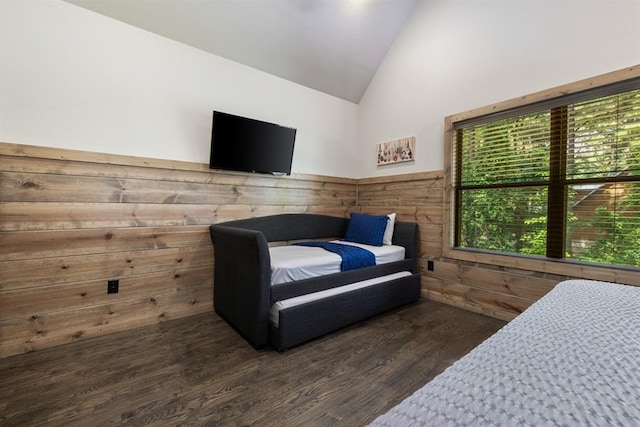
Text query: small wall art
376 136 416 166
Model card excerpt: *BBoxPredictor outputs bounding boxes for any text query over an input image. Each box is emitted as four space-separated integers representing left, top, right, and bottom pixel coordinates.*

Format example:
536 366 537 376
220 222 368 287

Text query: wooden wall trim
0 141 357 358
357 170 443 185
446 64 640 124
4 123 638 358
0 142 355 185
436 64 640 322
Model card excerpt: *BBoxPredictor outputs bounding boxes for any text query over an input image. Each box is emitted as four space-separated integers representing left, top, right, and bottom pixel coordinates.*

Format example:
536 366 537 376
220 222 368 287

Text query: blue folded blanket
293 241 376 271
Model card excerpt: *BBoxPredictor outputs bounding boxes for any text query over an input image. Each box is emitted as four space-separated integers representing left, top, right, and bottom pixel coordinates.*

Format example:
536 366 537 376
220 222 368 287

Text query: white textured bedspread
371 279 640 426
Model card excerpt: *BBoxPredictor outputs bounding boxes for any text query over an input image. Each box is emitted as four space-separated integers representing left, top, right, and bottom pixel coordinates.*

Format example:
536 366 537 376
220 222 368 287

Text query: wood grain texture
0 142 357 358
357 171 445 314
445 64 640 124
359 167 640 323
435 65 640 321
5 127 637 358
0 299 506 426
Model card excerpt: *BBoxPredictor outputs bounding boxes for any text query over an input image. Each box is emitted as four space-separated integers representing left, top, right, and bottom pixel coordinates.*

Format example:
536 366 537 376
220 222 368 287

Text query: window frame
443 65 640 277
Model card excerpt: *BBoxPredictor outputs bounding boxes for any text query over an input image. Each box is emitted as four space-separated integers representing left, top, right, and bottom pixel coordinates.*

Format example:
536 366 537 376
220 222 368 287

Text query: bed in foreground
371 279 640 426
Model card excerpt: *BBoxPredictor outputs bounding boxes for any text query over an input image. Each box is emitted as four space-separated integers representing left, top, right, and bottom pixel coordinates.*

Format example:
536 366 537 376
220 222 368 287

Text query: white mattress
270 271 412 328
269 240 405 286
370 279 640 426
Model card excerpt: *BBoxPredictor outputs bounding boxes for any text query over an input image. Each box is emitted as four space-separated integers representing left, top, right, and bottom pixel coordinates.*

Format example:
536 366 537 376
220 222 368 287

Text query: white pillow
383 213 396 245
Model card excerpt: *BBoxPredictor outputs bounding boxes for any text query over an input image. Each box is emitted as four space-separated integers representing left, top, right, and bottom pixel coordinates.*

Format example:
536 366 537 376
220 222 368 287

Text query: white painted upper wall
358 0 640 177
0 1 359 178
2 1 639 180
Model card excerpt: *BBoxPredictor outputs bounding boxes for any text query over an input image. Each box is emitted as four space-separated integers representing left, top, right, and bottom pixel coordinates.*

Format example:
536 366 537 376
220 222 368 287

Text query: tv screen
209 111 296 175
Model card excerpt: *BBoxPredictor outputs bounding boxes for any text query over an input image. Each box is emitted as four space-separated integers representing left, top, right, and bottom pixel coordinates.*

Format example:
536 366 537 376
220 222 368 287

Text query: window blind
452 79 640 268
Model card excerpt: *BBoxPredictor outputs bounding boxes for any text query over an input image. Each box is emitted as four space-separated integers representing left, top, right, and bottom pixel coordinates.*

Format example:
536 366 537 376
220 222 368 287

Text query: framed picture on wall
376 136 416 166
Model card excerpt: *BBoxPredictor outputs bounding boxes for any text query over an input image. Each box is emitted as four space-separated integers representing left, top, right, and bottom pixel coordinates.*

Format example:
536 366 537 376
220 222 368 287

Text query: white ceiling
63 0 417 104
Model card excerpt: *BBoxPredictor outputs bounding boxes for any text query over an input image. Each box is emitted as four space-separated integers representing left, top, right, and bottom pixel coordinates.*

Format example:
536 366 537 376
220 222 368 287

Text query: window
450 77 640 269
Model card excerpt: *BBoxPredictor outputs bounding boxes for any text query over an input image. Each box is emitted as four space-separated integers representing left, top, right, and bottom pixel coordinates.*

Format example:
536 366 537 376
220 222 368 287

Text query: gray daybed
209 213 421 351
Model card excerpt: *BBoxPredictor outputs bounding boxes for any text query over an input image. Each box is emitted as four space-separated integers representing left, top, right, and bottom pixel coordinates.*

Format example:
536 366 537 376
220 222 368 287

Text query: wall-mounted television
209 111 297 175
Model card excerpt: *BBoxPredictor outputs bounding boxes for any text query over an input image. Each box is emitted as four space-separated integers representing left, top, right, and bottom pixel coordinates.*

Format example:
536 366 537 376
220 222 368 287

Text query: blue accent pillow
343 213 389 246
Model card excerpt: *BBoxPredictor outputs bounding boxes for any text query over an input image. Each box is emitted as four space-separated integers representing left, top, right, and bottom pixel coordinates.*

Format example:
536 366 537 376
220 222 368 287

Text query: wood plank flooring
0 299 506 426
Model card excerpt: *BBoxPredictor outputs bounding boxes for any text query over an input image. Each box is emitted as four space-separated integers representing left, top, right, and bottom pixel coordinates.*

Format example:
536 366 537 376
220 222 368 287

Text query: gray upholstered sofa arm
209 225 272 347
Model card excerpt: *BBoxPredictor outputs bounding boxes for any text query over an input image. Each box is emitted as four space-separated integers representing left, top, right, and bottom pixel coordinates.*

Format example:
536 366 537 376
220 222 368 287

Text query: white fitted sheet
269 240 405 286
270 271 412 327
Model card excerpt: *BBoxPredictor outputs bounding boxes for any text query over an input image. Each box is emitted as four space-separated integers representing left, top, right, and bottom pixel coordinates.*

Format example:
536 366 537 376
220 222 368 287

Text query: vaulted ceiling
63 0 417 104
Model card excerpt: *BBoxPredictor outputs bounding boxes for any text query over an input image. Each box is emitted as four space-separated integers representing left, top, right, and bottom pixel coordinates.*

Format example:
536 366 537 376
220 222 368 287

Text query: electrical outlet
427 260 434 271
107 279 119 294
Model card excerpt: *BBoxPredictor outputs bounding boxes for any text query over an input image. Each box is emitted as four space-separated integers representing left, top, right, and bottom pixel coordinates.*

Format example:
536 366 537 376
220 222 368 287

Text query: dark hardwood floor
0 299 506 426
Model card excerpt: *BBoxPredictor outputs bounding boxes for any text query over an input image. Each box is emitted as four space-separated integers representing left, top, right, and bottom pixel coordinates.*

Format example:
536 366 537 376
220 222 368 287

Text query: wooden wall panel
357 171 444 299
0 226 211 260
6 140 636 358
0 142 357 358
358 170 640 323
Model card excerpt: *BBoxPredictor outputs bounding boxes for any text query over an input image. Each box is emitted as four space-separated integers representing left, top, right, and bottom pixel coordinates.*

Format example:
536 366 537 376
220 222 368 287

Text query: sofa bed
209 213 421 351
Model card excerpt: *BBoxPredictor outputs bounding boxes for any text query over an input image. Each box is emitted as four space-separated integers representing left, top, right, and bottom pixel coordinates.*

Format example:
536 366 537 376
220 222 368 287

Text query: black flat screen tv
209 111 297 175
